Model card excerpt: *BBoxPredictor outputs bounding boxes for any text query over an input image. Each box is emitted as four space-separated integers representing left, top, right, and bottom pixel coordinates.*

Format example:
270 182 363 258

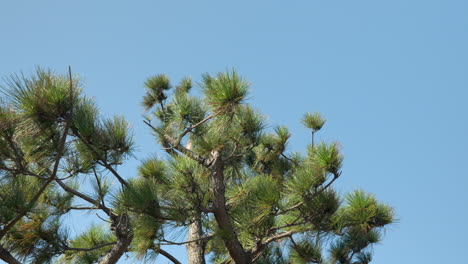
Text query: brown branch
65 242 116 252
159 234 213 246
0 165 47 180
55 178 111 216
251 230 296 262
143 120 210 166
289 236 318 262
71 131 128 187
4 130 26 174
93 167 107 208
209 151 250 264
98 213 133 264
0 244 21 264
178 112 217 141
68 206 100 210
99 161 127 187
156 248 182 264
281 153 298 165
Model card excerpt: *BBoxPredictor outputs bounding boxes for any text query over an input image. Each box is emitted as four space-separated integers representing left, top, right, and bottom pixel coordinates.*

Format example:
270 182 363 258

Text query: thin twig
65 242 116 252
159 234 213 246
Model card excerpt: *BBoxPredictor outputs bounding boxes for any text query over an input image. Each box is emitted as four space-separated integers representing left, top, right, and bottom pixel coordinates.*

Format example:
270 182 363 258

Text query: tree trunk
186 214 206 264
0 245 20 264
99 213 133 264
209 151 251 264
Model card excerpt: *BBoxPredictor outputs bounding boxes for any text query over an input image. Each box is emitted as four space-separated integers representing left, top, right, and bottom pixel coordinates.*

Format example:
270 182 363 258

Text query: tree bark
186 214 206 264
209 151 251 264
99 213 133 264
0 245 21 264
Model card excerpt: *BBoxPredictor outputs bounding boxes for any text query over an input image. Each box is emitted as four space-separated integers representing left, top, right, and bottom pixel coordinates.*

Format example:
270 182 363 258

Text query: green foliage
140 70 394 264
228 175 280 243
354 252 372 264
61 225 115 264
302 112 326 132
201 69 249 113
169 91 207 130
255 245 288 264
142 74 171 110
289 238 322 264
138 156 169 184
327 190 395 264
233 105 265 145
0 68 139 263
2 68 79 127
285 165 326 195
114 178 160 217
175 77 193 95
0 177 39 225
337 190 395 233
74 114 135 166
4 213 67 264
301 190 341 231
0 68 394 264
310 142 343 175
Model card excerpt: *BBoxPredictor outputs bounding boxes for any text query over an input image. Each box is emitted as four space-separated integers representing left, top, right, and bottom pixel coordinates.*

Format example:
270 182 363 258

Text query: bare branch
93 167 107 208
68 206 100 211
55 178 111 216
159 234 213 246
155 248 182 264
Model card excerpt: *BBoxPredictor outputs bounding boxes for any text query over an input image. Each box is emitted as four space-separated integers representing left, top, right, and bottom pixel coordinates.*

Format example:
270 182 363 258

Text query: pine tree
139 70 395 264
0 68 395 264
0 68 137 264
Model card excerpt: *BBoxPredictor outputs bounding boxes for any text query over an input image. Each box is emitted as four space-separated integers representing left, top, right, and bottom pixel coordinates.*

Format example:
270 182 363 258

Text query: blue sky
1 1 467 263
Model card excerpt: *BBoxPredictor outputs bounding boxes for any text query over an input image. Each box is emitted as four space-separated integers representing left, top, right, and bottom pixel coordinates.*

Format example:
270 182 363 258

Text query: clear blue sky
1 1 467 263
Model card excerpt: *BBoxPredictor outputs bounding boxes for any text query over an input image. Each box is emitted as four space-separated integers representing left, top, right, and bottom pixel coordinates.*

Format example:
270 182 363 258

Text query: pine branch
68 206 100 210
64 242 116 252
93 167 107 208
0 68 75 239
159 234 213 246
268 220 309 233
0 165 47 179
289 236 309 261
144 120 209 166
251 230 296 262
155 248 182 264
55 178 111 216
278 171 341 216
0 244 20 264
71 130 128 186
70 133 129 186
178 111 217 141
98 213 133 264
